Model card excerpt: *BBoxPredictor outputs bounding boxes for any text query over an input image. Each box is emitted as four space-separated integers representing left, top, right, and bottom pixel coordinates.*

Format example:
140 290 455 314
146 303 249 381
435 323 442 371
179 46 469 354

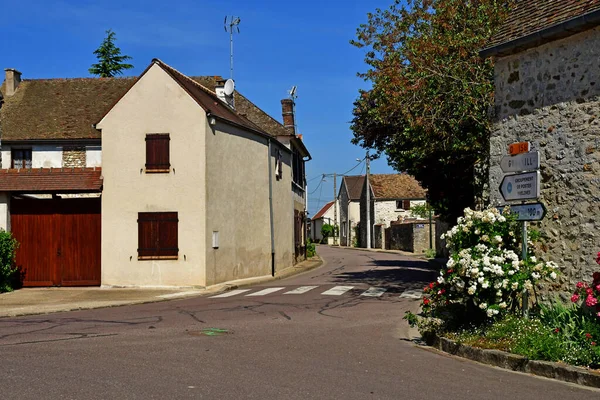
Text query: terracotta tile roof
369 174 426 200
342 175 365 201
313 201 334 219
485 0 600 52
0 77 136 142
190 76 288 137
0 167 102 192
152 60 266 136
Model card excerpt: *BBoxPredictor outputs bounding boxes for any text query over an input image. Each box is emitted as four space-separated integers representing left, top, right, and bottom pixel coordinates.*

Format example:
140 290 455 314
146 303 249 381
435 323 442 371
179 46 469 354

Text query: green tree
0 230 19 292
89 29 134 77
351 0 511 222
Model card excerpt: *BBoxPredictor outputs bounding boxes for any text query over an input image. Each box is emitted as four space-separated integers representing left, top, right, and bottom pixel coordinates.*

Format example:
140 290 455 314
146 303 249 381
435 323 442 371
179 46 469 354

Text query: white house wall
86 146 102 167
1 144 101 168
374 200 426 227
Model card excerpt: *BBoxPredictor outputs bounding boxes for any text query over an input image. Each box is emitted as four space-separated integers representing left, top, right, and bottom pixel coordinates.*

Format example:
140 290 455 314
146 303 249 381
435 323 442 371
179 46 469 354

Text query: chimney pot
4 68 22 96
281 98 295 135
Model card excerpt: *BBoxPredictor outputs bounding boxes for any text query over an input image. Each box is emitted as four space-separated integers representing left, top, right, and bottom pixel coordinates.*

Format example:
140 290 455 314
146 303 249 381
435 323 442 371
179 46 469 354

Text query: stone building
481 1 600 291
358 173 426 248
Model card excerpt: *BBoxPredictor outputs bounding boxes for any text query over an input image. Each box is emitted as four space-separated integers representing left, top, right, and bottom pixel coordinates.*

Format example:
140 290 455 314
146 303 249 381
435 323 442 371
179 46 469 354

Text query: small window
396 200 411 210
12 149 32 169
138 212 178 260
145 134 170 172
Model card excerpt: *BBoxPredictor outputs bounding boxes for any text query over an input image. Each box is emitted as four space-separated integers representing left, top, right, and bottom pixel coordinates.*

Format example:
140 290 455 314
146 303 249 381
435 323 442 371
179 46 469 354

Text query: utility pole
333 173 338 245
366 150 371 249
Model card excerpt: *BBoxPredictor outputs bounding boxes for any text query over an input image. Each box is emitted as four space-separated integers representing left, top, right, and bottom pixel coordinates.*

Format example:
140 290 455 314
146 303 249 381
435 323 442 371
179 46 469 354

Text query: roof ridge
152 59 265 133
22 77 136 82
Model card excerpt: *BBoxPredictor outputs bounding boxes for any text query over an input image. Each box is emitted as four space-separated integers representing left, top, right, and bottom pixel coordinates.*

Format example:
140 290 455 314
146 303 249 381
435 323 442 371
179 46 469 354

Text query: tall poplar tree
89 29 134 77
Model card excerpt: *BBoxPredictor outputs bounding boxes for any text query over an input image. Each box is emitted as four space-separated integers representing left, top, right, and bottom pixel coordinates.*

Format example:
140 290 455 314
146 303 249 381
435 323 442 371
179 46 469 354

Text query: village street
0 246 596 399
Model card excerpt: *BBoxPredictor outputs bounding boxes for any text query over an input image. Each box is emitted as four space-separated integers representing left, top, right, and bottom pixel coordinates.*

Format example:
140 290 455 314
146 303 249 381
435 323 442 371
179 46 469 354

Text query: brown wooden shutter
403 200 411 210
145 134 170 171
138 212 178 259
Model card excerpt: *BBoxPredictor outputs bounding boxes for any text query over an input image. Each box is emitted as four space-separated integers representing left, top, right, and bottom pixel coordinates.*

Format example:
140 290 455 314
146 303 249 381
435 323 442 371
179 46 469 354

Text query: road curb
430 335 600 389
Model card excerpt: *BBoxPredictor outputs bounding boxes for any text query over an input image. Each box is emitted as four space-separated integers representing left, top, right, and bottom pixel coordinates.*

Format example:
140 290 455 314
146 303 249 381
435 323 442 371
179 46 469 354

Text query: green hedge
0 230 19 292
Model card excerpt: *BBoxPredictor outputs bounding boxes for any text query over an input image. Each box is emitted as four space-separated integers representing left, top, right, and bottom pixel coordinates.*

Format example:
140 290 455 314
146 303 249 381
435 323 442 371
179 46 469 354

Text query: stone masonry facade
489 27 600 298
62 146 86 167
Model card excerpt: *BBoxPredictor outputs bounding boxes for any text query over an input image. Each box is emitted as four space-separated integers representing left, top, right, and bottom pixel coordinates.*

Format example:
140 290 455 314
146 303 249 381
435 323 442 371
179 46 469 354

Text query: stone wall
62 146 86 167
386 221 435 253
489 27 600 296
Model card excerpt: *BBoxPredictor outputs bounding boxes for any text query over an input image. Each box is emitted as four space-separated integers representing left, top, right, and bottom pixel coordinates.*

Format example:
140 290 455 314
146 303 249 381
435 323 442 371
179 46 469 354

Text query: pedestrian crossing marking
399 290 422 299
210 289 251 298
360 287 387 297
245 287 285 297
321 286 354 296
284 286 318 295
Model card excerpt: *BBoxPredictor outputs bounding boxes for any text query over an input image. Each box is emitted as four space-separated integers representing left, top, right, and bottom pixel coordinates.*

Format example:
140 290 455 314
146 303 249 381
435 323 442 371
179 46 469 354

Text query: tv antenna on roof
288 85 297 100
224 16 241 81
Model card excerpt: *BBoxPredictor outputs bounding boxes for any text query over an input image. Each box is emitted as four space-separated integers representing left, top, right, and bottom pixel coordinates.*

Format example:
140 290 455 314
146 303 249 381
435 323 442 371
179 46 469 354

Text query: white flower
499 302 507 309
524 280 533 290
531 272 540 280
508 270 515 276
462 226 469 233
477 277 485 284
498 215 506 223
496 290 502 297
530 256 536 263
481 235 489 242
475 229 480 235
487 309 495 317
437 276 445 284
440 233 446 240
550 272 557 280
511 282 519 290
493 235 502 244
482 281 489 289
467 286 476 295
479 302 488 310
502 279 509 288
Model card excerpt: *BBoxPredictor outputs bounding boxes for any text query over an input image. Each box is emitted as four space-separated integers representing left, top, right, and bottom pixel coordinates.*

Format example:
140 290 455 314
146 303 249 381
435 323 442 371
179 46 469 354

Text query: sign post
498 142 545 318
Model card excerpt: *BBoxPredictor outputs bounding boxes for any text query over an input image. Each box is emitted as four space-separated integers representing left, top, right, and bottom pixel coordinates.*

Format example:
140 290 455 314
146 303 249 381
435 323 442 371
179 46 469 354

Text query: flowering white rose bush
421 206 558 321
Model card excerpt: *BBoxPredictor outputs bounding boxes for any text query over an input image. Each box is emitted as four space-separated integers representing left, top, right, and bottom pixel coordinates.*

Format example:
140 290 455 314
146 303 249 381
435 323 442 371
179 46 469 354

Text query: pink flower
571 294 580 303
586 287 594 296
586 333 592 339
576 282 584 289
597 312 600 318
596 284 600 291
586 295 598 307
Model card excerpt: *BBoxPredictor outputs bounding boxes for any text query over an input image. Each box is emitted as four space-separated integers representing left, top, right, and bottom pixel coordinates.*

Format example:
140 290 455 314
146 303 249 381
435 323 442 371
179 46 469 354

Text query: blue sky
2 0 398 216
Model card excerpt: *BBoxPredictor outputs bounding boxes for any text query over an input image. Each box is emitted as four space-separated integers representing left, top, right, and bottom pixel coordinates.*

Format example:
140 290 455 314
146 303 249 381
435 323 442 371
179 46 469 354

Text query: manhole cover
188 328 232 337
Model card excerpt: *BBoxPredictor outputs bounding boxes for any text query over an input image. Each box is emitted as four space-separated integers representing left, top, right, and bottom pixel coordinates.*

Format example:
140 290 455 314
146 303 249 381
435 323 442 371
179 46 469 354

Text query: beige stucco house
0 59 310 288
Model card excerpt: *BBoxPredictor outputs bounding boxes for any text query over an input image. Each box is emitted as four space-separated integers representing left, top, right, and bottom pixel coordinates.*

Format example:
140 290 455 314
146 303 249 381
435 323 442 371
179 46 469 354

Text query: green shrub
0 230 19 293
307 239 316 258
321 224 334 242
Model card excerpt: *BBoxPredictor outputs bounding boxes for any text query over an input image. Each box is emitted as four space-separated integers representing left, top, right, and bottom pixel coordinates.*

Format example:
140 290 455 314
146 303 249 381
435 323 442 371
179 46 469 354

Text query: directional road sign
497 202 547 221
499 171 540 201
500 151 540 173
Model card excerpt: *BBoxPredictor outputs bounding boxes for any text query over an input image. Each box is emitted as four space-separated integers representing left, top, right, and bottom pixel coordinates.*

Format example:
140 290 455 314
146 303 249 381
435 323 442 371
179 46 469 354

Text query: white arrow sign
499 171 540 201
500 151 540 173
497 203 547 221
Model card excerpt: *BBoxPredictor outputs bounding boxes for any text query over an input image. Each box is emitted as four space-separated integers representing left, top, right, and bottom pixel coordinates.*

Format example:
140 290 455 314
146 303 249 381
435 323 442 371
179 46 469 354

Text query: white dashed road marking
245 287 286 296
284 286 319 294
399 290 422 299
360 287 387 297
210 289 252 298
321 286 354 296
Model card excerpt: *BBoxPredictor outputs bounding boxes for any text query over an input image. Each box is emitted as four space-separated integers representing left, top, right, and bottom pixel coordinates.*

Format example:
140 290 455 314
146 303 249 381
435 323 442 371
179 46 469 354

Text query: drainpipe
268 139 276 276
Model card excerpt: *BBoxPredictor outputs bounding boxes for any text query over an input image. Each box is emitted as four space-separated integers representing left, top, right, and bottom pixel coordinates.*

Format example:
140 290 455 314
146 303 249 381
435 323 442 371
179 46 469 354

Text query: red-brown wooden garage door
11 196 101 287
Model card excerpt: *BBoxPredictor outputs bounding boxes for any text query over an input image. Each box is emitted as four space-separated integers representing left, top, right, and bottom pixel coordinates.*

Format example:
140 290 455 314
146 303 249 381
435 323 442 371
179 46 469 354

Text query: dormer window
12 149 32 169
145 134 170 173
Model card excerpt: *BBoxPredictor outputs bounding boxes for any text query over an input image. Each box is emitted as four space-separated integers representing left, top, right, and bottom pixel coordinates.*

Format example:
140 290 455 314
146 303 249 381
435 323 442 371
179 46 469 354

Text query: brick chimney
4 69 22 96
281 98 295 135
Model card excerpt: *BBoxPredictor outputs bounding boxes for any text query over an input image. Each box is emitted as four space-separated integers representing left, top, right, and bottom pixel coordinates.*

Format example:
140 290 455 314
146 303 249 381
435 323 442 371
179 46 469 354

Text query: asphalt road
1 246 597 399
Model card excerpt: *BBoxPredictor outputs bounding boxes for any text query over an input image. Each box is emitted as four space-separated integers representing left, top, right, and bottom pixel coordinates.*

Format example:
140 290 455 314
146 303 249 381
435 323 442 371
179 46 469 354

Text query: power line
308 175 325 195
306 158 366 183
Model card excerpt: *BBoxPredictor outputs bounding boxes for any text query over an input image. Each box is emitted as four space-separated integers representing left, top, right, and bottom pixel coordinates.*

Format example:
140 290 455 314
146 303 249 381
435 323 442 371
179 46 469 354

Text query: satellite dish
224 79 235 96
